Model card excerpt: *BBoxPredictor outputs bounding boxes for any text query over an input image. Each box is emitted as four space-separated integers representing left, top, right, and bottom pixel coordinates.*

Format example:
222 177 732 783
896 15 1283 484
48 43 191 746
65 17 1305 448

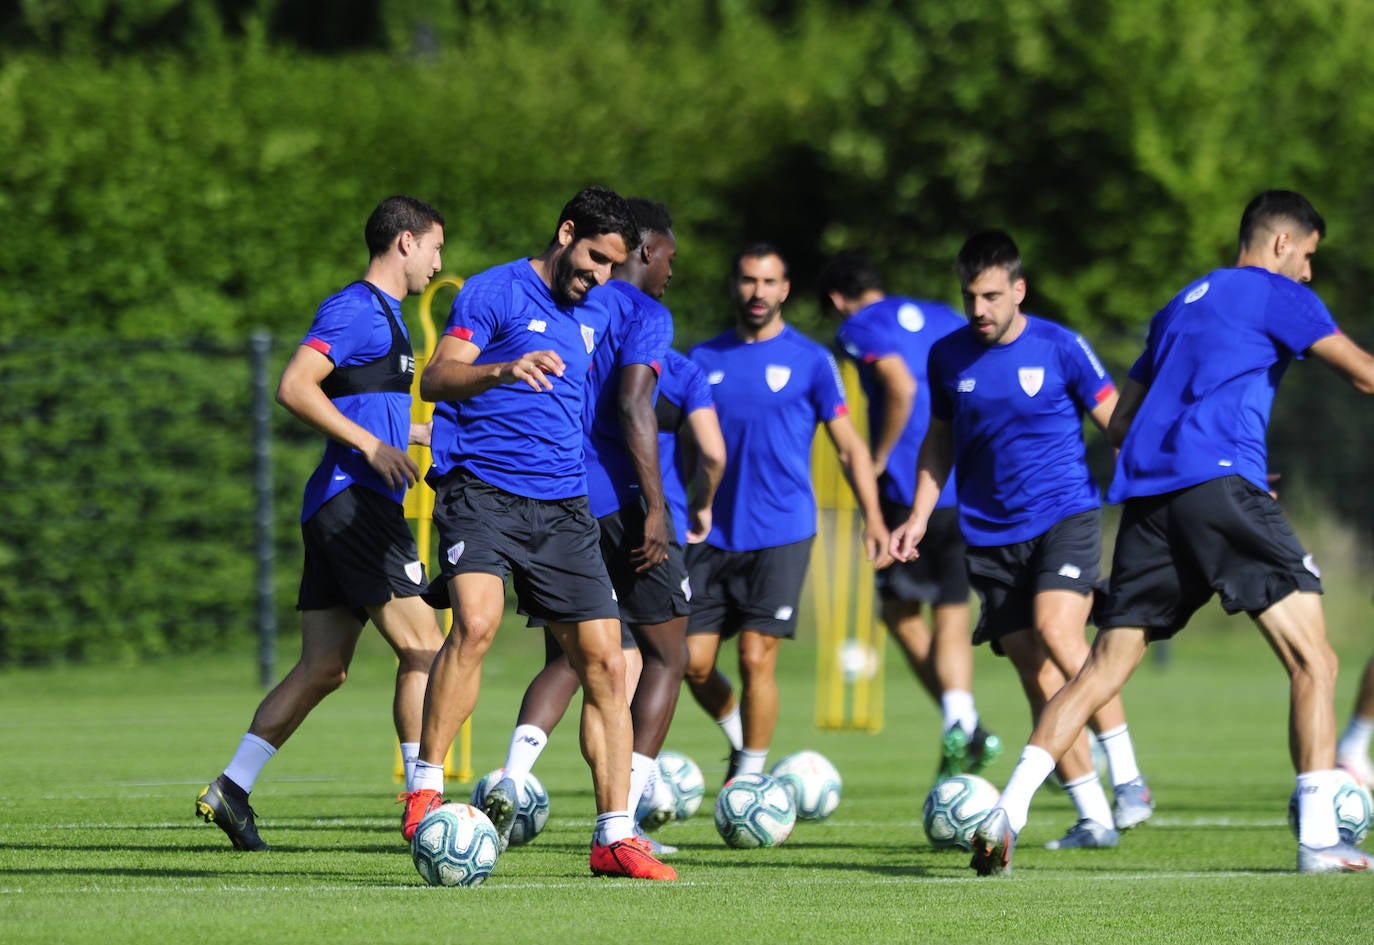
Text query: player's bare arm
890 417 954 562
870 354 916 476
420 334 567 401
1087 389 1120 459
1308 332 1374 394
409 421 432 447
1107 378 1148 450
825 413 893 569
619 362 671 572
684 405 726 544
277 343 419 490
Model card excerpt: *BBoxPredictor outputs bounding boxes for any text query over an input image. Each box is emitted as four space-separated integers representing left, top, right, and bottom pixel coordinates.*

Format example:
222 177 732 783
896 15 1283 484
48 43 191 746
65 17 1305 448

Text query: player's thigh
369 593 444 656
299 607 366 672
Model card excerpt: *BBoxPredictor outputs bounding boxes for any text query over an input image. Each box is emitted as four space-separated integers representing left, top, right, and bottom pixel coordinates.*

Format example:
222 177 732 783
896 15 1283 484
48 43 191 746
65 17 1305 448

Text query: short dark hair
364 195 445 258
733 241 789 280
956 229 1023 286
816 251 884 308
1238 190 1326 252
554 185 642 253
626 197 673 240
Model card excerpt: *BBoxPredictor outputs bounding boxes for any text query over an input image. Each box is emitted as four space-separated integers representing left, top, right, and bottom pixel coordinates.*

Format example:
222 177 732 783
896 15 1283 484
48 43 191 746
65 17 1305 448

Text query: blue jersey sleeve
304 285 390 367
1265 279 1339 357
618 298 673 372
811 351 849 422
927 342 954 422
836 316 898 365
444 270 509 351
1060 330 1116 410
683 359 715 413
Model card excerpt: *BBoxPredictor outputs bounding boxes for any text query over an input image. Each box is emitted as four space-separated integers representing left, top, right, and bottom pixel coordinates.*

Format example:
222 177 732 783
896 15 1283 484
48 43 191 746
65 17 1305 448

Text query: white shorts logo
1057 563 1082 580
766 365 792 392
681 576 692 602
1303 554 1320 578
446 541 466 565
1019 367 1045 397
897 302 925 333
774 605 794 621
404 561 424 585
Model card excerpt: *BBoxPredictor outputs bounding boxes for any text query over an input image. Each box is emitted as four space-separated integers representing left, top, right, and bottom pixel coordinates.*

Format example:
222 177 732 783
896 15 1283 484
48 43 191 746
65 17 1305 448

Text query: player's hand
864 521 894 570
363 440 420 490
409 421 432 447
505 350 566 391
1267 471 1281 500
888 516 927 562
631 503 671 573
686 505 713 544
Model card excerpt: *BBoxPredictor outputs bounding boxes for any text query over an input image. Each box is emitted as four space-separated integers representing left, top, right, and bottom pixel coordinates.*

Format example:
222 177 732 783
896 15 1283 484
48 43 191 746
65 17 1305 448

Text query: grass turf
2 603 1372 944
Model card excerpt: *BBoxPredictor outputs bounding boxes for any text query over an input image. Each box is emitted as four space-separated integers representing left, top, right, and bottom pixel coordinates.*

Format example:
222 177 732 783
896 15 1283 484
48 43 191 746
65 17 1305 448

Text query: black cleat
196 774 268 851
724 748 743 785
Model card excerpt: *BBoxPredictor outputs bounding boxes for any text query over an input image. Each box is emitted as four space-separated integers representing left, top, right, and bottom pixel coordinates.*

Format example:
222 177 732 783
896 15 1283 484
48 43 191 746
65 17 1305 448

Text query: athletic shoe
590 837 678 880
1297 840 1374 874
633 826 678 856
937 724 971 780
1339 754 1374 790
967 725 1003 775
1112 775 1154 831
196 774 268 851
969 808 1017 876
1044 818 1119 850
399 788 442 841
724 748 743 785
480 776 519 852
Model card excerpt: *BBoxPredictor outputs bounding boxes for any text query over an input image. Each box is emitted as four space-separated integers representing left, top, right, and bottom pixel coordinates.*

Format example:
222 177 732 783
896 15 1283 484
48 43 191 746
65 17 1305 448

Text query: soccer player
1338 656 1374 787
401 186 675 881
890 230 1152 852
818 250 1001 781
196 195 447 851
684 242 889 783
967 190 1374 876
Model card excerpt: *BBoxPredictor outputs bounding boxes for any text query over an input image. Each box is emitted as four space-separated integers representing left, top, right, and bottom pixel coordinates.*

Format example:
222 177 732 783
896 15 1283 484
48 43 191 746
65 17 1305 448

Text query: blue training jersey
690 325 848 552
1108 266 1339 503
655 349 716 543
582 280 674 518
928 314 1115 545
428 258 609 500
298 281 413 522
835 295 964 509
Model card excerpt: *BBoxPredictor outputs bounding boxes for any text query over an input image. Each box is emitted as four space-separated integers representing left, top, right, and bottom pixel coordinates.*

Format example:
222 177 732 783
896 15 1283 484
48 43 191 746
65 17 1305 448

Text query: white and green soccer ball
470 769 551 847
1288 771 1372 845
714 772 796 848
770 750 842 821
656 750 706 821
922 774 1001 851
410 802 501 887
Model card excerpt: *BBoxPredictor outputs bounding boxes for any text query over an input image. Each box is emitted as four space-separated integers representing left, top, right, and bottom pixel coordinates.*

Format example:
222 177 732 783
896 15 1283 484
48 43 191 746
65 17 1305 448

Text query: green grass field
2 602 1372 945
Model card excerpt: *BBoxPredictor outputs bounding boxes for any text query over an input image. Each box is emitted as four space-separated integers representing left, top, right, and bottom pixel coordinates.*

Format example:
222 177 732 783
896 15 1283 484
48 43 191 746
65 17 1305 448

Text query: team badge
774 605 794 621
580 324 596 354
898 303 925 333
766 365 791 392
1185 281 1210 304
405 561 425 585
446 541 466 565
1018 367 1044 397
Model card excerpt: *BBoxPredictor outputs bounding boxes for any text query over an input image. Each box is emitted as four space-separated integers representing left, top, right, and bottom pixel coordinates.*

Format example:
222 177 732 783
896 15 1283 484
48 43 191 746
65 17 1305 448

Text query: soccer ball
1287 772 1373 845
657 750 706 821
770 750 842 820
470 769 551 846
410 802 501 887
922 774 1001 851
713 772 796 848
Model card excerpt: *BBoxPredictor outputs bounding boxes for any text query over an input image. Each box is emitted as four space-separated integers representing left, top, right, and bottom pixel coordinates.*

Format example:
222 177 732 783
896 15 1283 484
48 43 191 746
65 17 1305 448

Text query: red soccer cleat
590 836 678 880
399 789 443 841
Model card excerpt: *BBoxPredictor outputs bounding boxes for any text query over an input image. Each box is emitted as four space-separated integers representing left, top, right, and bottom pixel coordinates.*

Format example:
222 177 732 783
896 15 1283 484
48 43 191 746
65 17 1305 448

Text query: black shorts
1097 476 1323 639
876 501 969 606
430 469 619 624
298 485 427 619
685 537 814 640
966 508 1101 652
598 503 692 626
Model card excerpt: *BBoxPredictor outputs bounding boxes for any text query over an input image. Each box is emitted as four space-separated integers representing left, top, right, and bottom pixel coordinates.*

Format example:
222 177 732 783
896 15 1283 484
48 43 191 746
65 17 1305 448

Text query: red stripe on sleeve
833 404 850 418
303 337 331 356
446 326 475 341
1094 383 1117 404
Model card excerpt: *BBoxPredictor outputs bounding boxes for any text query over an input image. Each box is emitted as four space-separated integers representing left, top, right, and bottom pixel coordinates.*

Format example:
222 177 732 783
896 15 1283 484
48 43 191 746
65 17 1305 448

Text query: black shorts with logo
877 501 970 606
298 485 427 620
430 469 619 624
966 507 1101 652
597 502 692 626
1097 475 1322 639
685 537 814 640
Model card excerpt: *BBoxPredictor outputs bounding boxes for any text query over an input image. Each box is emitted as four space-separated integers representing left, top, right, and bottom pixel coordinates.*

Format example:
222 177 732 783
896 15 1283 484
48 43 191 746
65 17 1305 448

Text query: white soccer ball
839 640 878 682
770 750 842 820
656 750 706 821
1288 771 1373 845
470 769 551 846
410 802 501 887
714 772 797 848
922 774 1001 851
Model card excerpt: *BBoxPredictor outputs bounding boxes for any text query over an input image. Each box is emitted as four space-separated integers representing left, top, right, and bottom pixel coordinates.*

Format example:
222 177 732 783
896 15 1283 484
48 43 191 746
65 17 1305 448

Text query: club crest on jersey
1018 367 1044 397
1185 281 1210 304
766 365 791 392
446 541 466 565
405 561 425 585
580 324 596 354
898 303 925 333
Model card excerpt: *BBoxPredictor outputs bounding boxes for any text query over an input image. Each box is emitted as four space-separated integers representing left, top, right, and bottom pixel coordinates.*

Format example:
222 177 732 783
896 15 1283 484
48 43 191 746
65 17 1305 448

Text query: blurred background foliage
3 0 1374 663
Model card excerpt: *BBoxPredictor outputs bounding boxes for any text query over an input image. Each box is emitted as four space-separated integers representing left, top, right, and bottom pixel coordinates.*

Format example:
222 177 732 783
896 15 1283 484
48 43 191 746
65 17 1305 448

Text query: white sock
412 759 445 794
940 689 978 734
1296 770 1343 848
1337 715 1374 762
997 745 1056 834
738 748 768 776
1095 724 1142 785
1063 772 1115 828
628 752 656 816
400 742 420 792
223 733 277 794
718 706 744 751
502 724 548 795
593 810 634 845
